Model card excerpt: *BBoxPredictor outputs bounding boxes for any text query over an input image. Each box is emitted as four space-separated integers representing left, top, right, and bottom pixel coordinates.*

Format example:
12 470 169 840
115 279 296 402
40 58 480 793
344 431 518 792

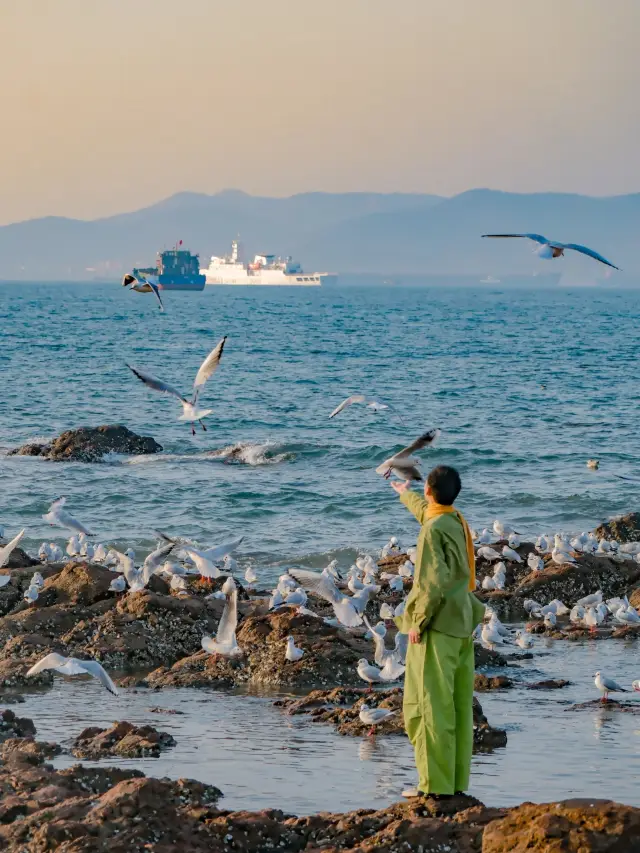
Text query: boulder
595 512 640 543
71 721 176 758
41 561 115 606
144 609 372 689
482 799 640 852
9 424 162 463
274 687 508 751
0 709 36 742
474 674 513 691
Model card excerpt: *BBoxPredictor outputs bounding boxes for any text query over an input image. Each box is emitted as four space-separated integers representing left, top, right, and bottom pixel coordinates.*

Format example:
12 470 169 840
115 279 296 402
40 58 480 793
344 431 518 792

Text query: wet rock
71 720 177 758
145 609 372 689
0 546 38 569
9 424 162 463
595 512 640 543
147 706 185 715
567 699 640 713
474 644 509 667
41 560 115 606
0 709 36 742
526 679 570 690
482 799 640 852
474 674 513 691
629 585 640 610
275 687 508 752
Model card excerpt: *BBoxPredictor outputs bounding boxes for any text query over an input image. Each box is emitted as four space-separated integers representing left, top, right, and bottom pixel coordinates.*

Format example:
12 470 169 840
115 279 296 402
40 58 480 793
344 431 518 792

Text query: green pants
403 629 474 795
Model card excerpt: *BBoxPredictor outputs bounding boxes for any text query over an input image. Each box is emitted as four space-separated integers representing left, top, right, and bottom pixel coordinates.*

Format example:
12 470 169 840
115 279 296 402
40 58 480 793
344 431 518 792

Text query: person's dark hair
427 465 461 505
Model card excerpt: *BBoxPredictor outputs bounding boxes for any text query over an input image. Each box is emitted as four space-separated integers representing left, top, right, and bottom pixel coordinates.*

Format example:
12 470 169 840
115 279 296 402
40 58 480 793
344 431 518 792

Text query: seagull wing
216 588 238 644
0 529 25 569
145 279 165 311
289 568 342 605
57 511 93 536
192 336 227 401
560 243 620 270
329 394 367 418
48 497 67 512
482 233 549 245
122 273 136 287
142 542 174 584
602 675 627 692
203 536 243 562
76 660 119 696
126 364 187 403
399 428 441 457
112 550 136 584
26 652 69 676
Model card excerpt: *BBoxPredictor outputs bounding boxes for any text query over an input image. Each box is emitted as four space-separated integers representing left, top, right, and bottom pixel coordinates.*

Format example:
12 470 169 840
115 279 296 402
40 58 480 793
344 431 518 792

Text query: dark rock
474 674 513 691
274 687 508 752
595 512 640 543
147 706 185 715
567 699 640 713
0 547 38 569
0 709 36 742
41 561 115 606
71 720 177 758
9 424 162 463
483 799 640 852
526 679 570 690
475 644 509 667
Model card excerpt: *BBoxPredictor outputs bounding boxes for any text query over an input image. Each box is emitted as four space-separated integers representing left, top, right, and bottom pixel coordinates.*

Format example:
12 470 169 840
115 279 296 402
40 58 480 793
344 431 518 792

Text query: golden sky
1 0 639 224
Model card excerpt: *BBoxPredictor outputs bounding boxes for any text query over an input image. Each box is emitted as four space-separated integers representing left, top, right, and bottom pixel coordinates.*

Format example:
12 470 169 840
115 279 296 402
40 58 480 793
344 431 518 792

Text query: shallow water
1 282 640 585
16 631 640 814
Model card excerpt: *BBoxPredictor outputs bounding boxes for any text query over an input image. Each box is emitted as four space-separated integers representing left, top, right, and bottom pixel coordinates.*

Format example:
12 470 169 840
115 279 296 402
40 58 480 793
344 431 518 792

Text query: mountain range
0 188 637 280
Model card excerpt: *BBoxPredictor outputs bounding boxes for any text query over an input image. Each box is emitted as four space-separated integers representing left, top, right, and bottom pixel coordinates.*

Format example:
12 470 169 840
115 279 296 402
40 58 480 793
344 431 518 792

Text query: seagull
93 544 108 563
122 272 165 311
481 234 619 270
398 561 414 579
375 429 441 481
379 603 394 621
527 552 544 573
285 587 308 607
329 394 395 419
594 671 628 702
43 498 93 536
0 529 25 569
614 605 640 625
26 653 118 696
481 622 507 650
244 567 258 587
181 546 224 581
285 636 304 662
493 520 519 538
577 591 603 608
477 546 502 562
109 576 126 593
387 575 405 592
570 604 585 624
359 703 396 736
515 630 534 649
633 680 640 692
38 542 52 562
482 575 496 591
268 588 285 610
30 572 44 589
289 568 364 628
364 619 387 641
23 585 39 605
201 578 242 657
127 336 227 435
357 658 385 691
501 545 522 563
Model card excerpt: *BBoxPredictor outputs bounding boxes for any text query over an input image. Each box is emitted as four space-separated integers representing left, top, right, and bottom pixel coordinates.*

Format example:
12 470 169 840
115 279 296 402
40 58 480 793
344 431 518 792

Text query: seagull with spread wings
42 498 94 536
289 567 364 628
482 234 619 270
27 653 119 696
127 336 227 435
201 577 242 657
122 273 165 311
375 429 441 481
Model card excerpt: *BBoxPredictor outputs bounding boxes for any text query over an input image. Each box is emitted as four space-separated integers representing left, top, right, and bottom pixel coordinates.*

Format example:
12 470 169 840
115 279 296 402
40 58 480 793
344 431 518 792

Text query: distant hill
0 188 636 280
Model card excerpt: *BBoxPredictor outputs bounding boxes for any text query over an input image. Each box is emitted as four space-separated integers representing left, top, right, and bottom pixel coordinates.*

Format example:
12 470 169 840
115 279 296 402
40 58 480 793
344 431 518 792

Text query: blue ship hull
156 273 206 292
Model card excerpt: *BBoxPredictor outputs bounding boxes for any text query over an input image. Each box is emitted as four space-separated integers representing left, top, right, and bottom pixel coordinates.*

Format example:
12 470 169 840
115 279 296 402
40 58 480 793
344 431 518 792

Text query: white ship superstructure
200 240 337 286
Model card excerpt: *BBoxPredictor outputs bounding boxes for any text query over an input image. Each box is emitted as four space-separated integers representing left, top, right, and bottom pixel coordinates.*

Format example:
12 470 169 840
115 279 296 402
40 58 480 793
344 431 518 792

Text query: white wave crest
207 441 293 466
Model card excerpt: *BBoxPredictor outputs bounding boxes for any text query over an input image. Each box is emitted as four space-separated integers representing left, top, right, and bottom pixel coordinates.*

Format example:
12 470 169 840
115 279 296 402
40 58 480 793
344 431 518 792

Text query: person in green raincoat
390 465 485 799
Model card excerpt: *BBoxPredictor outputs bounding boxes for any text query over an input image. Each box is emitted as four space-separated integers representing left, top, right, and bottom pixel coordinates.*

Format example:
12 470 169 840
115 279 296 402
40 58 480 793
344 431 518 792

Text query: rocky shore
0 732 636 852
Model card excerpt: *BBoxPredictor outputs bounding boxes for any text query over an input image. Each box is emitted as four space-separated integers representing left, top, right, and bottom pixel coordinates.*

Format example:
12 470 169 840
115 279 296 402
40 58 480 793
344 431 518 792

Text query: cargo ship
123 242 206 291
200 240 337 286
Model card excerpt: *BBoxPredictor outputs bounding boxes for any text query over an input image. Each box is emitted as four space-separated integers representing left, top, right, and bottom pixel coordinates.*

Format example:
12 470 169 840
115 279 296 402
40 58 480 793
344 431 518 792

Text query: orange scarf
426 502 476 591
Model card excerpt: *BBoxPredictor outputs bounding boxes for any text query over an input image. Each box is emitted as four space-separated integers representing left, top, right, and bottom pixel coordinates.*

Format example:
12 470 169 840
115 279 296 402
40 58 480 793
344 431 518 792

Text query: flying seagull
375 429 441 481
26 653 119 696
0 529 25 569
42 498 93 536
201 577 242 657
127 336 227 435
289 567 364 628
481 234 619 270
122 273 165 311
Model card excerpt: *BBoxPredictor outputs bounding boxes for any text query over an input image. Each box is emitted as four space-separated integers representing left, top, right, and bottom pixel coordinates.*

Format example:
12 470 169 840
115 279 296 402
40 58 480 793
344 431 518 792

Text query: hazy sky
2 0 639 224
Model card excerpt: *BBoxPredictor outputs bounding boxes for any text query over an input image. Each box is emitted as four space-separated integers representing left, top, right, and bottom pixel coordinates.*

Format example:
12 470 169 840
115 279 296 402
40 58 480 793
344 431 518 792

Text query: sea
1 281 640 813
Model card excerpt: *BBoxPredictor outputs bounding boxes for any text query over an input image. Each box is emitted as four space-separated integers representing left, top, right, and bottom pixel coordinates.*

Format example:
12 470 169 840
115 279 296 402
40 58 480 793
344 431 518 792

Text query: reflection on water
14 632 640 814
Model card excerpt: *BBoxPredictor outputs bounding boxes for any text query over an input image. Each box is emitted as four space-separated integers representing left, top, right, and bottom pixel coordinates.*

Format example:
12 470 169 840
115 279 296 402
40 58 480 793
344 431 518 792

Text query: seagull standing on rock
594 671 628 703
285 636 304 662
358 703 396 737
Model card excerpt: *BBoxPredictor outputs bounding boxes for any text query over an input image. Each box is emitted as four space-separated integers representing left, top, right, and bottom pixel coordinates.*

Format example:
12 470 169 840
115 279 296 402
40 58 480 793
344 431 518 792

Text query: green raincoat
395 490 485 795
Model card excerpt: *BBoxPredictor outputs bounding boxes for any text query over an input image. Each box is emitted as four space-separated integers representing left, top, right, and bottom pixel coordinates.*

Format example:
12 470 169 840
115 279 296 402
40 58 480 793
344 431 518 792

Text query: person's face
424 482 433 502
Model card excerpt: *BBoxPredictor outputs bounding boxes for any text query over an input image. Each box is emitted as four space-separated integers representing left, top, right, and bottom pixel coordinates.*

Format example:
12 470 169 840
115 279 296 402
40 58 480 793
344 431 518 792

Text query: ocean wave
204 440 295 466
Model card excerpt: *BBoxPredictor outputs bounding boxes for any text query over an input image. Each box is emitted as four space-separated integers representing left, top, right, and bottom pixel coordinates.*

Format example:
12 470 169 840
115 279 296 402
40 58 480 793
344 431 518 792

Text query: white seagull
0 529 25 569
43 498 93 536
122 272 165 311
285 635 304 662
201 578 242 657
26 653 118 696
375 429 441 481
329 394 394 419
127 336 227 435
290 568 364 628
482 234 619 270
594 670 628 702
358 703 396 736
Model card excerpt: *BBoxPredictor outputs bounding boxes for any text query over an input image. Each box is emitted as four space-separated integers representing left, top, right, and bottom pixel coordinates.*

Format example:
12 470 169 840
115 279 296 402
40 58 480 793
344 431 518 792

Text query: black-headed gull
0 529 25 569
27 653 118 695
43 498 93 536
285 636 304 662
127 336 227 435
122 272 165 311
375 429 441 481
594 670 628 702
359 703 396 736
290 568 363 627
329 394 392 418
201 578 242 657
482 234 619 270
